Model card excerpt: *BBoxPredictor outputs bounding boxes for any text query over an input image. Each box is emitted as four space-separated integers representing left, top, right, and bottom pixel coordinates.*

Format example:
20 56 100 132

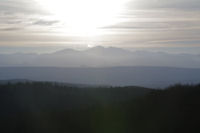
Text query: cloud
103 19 200 31
0 27 23 31
0 0 53 33
149 39 200 46
0 0 199 51
33 20 59 26
99 1 200 48
0 0 47 15
127 0 200 10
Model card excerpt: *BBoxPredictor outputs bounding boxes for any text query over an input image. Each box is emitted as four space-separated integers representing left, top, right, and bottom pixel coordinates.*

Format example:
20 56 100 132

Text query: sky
0 0 200 53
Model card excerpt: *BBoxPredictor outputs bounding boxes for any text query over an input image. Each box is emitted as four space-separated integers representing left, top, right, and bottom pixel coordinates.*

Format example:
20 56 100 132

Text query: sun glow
36 0 128 36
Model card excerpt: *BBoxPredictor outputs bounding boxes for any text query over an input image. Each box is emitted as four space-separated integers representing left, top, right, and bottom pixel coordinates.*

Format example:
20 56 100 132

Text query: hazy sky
0 0 200 53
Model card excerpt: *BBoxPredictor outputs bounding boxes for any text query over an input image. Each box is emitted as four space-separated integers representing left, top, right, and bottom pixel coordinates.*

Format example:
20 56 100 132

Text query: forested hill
0 82 200 133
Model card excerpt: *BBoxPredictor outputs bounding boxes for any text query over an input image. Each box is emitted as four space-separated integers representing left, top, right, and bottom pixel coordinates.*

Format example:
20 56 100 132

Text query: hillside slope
0 82 199 133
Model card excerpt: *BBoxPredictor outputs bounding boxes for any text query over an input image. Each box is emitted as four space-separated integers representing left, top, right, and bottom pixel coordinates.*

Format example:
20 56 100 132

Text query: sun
36 0 128 36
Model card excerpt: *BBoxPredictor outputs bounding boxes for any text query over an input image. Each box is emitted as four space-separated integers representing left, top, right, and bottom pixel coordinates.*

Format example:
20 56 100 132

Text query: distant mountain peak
85 46 132 55
54 48 78 54
87 46 106 50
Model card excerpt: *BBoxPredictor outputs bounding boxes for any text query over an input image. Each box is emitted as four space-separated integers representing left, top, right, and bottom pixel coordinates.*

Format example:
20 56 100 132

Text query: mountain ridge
0 66 200 88
0 46 200 68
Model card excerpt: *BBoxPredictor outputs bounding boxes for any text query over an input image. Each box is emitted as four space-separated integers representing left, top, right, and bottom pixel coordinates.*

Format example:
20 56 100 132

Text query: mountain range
0 46 200 68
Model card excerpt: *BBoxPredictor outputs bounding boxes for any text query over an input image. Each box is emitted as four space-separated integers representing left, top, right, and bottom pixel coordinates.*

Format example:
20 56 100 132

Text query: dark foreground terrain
0 82 200 133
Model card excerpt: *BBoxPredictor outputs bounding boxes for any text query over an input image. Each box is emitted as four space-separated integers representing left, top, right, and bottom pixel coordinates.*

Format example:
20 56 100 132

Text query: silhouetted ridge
0 82 200 133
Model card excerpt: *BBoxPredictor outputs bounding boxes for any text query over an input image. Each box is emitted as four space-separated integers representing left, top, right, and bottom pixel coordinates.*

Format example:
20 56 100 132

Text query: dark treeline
0 82 200 133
